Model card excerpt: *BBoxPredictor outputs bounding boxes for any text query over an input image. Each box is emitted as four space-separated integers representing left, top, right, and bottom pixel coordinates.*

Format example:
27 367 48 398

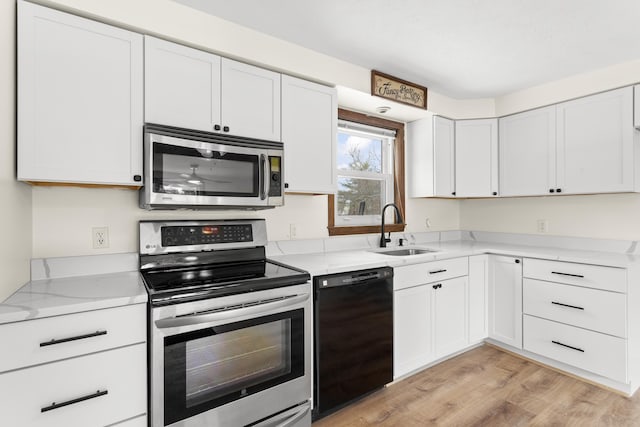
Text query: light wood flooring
313 345 640 426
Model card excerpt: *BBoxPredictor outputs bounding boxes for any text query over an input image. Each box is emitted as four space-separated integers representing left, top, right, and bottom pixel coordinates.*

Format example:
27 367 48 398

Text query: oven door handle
155 294 309 329
251 401 311 427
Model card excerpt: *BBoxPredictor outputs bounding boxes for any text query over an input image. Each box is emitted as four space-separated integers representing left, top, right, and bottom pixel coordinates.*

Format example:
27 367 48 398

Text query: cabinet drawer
0 304 146 373
523 315 627 383
523 279 626 338
0 343 146 427
523 258 626 293
394 258 468 290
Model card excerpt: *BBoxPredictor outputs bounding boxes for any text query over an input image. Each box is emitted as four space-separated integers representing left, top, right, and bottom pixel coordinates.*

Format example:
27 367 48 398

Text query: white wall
460 194 640 241
1 0 32 300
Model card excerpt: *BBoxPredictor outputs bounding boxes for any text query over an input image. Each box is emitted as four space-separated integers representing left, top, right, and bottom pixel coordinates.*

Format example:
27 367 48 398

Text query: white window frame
335 122 395 226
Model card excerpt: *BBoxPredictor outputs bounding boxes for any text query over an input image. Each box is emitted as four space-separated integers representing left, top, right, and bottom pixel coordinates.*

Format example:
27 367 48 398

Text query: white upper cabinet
406 115 455 198
18 1 143 186
556 87 634 194
499 106 556 196
221 58 281 141
281 75 337 194
145 37 281 141
433 116 456 197
144 36 221 133
455 119 499 197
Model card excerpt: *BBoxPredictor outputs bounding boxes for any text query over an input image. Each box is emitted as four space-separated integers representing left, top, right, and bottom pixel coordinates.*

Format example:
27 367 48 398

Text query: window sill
327 223 406 236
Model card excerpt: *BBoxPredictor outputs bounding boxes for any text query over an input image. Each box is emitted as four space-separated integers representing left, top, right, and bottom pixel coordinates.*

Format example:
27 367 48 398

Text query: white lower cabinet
523 315 627 384
0 304 147 426
520 258 634 389
488 255 523 349
394 284 432 378
468 255 489 343
0 344 146 427
433 276 468 358
393 258 471 379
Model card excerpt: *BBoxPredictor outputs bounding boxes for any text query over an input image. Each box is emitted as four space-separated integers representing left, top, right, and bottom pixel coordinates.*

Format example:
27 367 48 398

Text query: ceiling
174 0 640 99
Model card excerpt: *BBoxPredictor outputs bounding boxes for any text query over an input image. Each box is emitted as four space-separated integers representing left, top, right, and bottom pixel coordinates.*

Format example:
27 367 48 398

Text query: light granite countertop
0 254 147 325
270 238 640 277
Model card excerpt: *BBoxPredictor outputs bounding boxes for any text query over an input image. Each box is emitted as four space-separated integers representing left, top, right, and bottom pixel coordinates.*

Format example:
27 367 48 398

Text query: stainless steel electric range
139 219 312 427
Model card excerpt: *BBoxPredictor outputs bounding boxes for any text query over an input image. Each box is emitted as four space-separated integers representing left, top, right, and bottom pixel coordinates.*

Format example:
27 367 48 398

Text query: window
328 109 406 236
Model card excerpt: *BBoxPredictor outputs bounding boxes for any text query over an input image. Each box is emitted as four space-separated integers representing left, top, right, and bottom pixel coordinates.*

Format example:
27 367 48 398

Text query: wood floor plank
312 345 640 427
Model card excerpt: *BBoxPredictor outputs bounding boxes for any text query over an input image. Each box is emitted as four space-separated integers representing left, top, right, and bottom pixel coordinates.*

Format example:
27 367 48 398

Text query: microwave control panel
269 156 282 197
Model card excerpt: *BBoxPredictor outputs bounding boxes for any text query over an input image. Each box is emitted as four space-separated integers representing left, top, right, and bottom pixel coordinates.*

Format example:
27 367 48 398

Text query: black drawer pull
432 284 442 289
551 271 584 278
552 340 584 353
41 389 108 413
429 269 447 275
40 330 107 347
551 301 584 310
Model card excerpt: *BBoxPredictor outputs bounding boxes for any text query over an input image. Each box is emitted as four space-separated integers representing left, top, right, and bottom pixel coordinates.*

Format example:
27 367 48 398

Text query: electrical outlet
537 219 548 233
289 223 297 239
92 227 109 249
425 218 432 229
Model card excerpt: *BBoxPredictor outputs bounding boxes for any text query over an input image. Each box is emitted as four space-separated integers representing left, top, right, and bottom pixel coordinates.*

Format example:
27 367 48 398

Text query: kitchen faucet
379 203 403 247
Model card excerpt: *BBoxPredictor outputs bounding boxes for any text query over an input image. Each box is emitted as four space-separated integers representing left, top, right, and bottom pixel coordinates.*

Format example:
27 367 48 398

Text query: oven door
143 132 275 208
150 283 311 427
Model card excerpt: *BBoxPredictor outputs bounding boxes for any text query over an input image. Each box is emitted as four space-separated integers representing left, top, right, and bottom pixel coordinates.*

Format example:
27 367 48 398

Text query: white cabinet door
394 285 432 378
18 1 143 186
281 75 337 193
433 276 468 358
556 87 634 194
406 117 434 198
221 58 281 141
468 255 488 343
635 85 640 129
455 119 498 197
488 255 523 349
144 36 221 133
433 116 456 197
499 106 556 196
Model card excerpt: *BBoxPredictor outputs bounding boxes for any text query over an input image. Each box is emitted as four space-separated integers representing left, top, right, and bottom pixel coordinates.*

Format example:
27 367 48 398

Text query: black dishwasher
313 267 393 420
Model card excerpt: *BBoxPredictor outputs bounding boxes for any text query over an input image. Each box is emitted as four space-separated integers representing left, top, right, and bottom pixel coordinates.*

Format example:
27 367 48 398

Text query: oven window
153 142 260 197
185 319 290 408
163 309 304 425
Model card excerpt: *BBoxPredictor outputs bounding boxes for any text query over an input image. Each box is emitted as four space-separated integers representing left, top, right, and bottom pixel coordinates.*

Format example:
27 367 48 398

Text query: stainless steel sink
376 248 437 256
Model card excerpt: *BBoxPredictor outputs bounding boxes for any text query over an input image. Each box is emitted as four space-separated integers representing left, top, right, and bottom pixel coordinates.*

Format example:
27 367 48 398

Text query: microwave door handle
260 154 269 200
154 293 309 329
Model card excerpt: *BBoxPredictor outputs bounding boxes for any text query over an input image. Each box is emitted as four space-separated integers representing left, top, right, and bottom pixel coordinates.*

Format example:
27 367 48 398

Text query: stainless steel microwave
140 124 284 210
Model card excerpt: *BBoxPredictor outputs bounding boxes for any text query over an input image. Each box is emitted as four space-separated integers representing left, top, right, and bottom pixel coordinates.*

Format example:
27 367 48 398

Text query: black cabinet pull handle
432 284 442 289
41 390 108 413
552 301 584 310
556 188 562 193
40 330 107 347
515 259 521 264
133 175 141 182
451 192 456 196
223 126 230 132
214 124 221 131
432 284 438 289
492 191 497 196
551 271 584 278
549 189 555 193
429 269 447 275
552 340 584 353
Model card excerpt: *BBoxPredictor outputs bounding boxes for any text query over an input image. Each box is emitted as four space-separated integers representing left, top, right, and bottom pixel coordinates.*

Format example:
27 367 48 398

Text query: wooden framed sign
371 70 428 109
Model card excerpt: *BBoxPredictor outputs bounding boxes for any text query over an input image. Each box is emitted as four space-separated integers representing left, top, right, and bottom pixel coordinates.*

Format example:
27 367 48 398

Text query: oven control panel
161 224 253 247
